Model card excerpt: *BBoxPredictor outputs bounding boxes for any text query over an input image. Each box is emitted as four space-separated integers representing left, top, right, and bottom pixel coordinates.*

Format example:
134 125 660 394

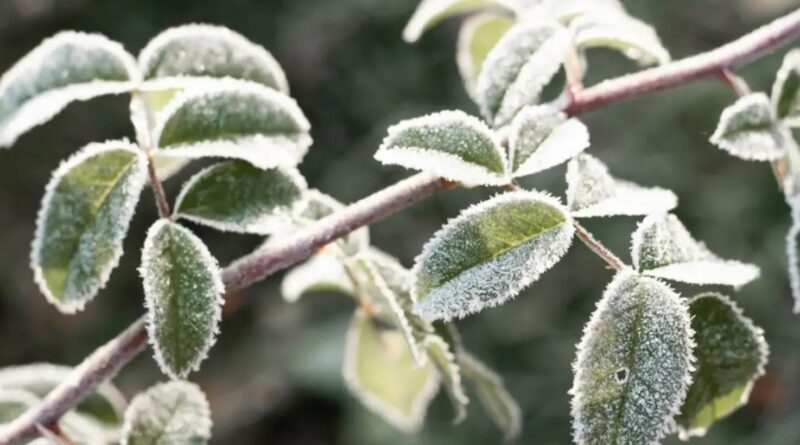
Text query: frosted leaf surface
460 352 522 440
0 389 38 424
0 31 138 147
631 213 760 287
153 79 311 170
375 110 508 186
342 311 440 433
139 24 288 93
570 12 670 66
475 21 570 126
508 105 589 178
121 381 212 445
772 49 800 125
787 203 800 312
141 220 224 379
281 253 355 303
710 93 786 161
570 271 694 445
676 293 768 439
457 13 515 100
424 335 470 422
413 190 574 321
294 189 370 256
174 161 306 234
32 141 147 314
403 0 516 43
566 154 677 218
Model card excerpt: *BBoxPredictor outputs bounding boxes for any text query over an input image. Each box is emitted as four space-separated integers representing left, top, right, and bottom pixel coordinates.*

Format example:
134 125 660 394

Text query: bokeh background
2 0 800 443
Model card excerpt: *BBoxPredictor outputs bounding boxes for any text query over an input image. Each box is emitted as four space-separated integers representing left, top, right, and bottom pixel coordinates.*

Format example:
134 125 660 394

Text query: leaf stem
573 221 626 271
131 91 172 219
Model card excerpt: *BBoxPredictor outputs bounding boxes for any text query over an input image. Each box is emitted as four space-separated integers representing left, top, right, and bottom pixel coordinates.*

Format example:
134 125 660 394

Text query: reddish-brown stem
573 221 626 271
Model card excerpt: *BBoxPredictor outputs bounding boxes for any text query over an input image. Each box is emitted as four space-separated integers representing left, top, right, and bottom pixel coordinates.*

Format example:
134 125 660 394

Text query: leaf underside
710 93 786 161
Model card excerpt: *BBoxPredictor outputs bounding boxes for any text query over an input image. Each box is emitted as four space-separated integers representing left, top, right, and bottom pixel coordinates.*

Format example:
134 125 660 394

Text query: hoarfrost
121 381 211 445
403 0 516 43
281 253 355 303
710 93 786 161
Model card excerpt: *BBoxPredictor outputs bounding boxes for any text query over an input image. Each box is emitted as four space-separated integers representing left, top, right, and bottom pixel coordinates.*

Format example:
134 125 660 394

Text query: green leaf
343 311 440 433
413 190 574 321
508 105 589 178
281 253 356 303
153 79 311 170
566 153 677 218
570 271 694 445
174 161 306 234
710 93 787 161
631 213 760 287
375 110 508 186
460 352 522 440
772 49 800 124
476 21 569 126
403 0 516 43
139 24 289 93
570 12 670 66
456 13 515 100
295 190 370 255
32 141 148 313
424 335 470 423
676 293 768 439
121 381 212 445
0 31 138 147
0 389 38 424
141 220 224 379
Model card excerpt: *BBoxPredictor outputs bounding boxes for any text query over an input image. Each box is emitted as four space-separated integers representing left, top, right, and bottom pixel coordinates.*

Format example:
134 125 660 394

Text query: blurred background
2 0 800 443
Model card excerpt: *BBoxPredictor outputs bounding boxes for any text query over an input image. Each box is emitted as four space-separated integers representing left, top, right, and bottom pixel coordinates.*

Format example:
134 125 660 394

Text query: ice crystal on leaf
786 201 800 312
566 154 677 218
424 334 470 422
121 381 212 445
772 49 800 125
570 271 694 445
570 12 670 66
457 13 515 100
413 190 574 321
403 0 516 43
281 253 355 303
710 93 786 161
460 352 522 440
631 213 760 287
375 110 509 186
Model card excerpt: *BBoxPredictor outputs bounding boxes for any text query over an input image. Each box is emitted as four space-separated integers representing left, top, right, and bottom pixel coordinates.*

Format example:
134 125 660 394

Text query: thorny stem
4 8 800 444
572 221 626 271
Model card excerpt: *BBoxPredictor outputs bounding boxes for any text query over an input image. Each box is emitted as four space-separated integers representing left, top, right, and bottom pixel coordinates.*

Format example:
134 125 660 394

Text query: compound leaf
375 110 508 186
281 253 355 303
457 13 515 100
413 190 574 321
141 220 224 379
710 93 786 161
32 141 147 313
460 352 522 440
121 381 212 445
570 271 694 445
403 0 515 43
772 49 800 125
570 12 670 66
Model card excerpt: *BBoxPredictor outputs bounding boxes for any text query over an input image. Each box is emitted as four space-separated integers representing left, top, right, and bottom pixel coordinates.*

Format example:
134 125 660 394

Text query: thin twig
573 221 626 271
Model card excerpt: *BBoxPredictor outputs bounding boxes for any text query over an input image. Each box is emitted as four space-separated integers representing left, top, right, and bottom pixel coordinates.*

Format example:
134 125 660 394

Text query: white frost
402 0 517 43
710 93 786 162
771 48 800 125
570 12 670 66
121 381 212 445
281 253 355 303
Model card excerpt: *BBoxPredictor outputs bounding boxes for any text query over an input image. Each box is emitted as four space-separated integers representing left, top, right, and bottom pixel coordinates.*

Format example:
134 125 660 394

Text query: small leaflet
138 24 289 93
375 110 509 186
771 49 800 125
153 79 312 170
631 213 760 287
31 141 148 313
140 220 225 379
0 31 138 147
294 189 370 256
342 310 440 433
174 161 306 234
475 21 570 126
566 153 677 218
676 293 769 439
281 253 356 303
413 190 574 321
508 105 589 178
710 93 786 161
459 352 522 440
402 0 516 43
570 271 694 445
570 12 670 66
121 381 212 445
457 13 515 100
423 335 470 423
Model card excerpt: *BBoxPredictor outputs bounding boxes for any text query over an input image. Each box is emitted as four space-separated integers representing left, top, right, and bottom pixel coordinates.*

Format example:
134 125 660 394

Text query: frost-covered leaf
772 49 800 124
413 190 574 321
281 253 355 303
570 12 670 66
460 352 521 440
343 311 440 433
32 141 147 313
295 190 370 256
542 0 624 23
375 110 508 186
508 105 589 178
786 204 800 313
476 21 570 126
174 161 305 234
631 213 760 287
141 220 224 379
403 0 515 43
676 293 768 439
570 271 694 445
710 93 786 161
153 79 311 170
0 363 126 426
0 389 39 424
424 335 470 423
0 31 138 147
566 153 677 218
121 381 212 445
457 13 515 100
139 24 288 93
